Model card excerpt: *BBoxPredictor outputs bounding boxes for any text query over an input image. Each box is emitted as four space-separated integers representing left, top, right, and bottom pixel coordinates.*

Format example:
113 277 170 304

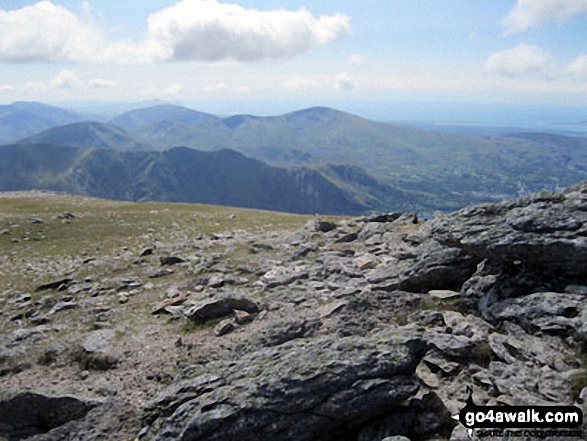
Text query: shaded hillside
0 101 84 144
18 122 154 151
110 105 218 132
0 144 368 215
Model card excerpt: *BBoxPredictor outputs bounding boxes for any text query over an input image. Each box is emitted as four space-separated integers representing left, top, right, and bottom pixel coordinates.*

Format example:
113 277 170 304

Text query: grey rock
360 213 402 223
488 292 583 333
305 219 337 233
0 390 101 440
82 329 116 354
149 269 174 278
35 278 74 292
214 319 235 337
334 232 358 244
261 266 309 289
184 295 259 323
427 332 473 358
160 256 185 266
49 301 77 315
368 240 479 293
432 185 587 280
141 329 425 441
243 315 322 349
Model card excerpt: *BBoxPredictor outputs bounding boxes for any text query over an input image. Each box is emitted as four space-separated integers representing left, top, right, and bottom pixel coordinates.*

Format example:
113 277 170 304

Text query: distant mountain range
0 101 84 144
1 101 587 214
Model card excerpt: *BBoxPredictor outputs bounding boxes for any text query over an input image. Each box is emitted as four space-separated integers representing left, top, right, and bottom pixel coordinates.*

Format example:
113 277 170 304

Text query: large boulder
0 391 138 441
432 184 587 281
367 240 479 293
140 329 426 441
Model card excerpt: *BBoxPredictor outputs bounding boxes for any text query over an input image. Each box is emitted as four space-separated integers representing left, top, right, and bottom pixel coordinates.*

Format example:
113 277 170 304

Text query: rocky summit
1 184 587 441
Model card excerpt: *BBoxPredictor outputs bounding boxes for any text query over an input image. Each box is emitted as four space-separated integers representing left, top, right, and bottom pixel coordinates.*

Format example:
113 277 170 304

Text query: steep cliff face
2 184 587 441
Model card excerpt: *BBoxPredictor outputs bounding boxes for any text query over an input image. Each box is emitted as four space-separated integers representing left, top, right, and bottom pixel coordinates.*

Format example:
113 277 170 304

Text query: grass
0 192 341 295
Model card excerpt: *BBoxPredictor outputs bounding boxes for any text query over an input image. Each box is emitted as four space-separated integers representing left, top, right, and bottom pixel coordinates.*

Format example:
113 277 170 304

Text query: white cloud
0 1 105 63
144 0 351 62
203 83 251 94
347 54 364 65
283 73 354 91
502 0 587 34
164 84 185 95
0 85 12 92
485 44 552 77
90 78 118 89
333 72 354 90
567 55 587 78
283 78 320 91
0 1 350 64
50 69 82 89
468 31 479 41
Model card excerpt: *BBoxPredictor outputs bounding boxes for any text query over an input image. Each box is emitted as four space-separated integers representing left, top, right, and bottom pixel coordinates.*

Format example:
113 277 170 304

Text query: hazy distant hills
0 144 368 215
128 106 587 210
109 105 217 132
0 101 84 144
19 122 154 151
2 101 587 214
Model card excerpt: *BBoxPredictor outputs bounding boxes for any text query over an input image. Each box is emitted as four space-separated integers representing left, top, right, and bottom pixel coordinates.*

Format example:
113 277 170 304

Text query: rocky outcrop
5 184 587 441
141 329 426 441
0 391 138 441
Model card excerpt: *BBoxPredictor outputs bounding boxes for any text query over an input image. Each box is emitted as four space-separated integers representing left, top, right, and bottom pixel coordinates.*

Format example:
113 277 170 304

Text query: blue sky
1 0 587 121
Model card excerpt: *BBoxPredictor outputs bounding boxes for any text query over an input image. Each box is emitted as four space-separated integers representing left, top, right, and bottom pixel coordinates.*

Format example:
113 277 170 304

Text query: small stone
355 253 378 270
160 256 185 266
214 319 236 337
36 278 74 292
30 217 44 224
317 301 348 318
234 309 253 325
428 290 460 299
149 269 174 279
49 301 78 315
208 274 226 288
140 248 154 257
152 296 187 315
334 232 358 244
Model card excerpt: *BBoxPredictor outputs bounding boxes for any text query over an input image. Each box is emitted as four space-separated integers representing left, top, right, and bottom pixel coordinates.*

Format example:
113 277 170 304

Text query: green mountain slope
18 122 154 151
0 101 84 144
0 144 369 215
130 106 587 211
110 105 218 132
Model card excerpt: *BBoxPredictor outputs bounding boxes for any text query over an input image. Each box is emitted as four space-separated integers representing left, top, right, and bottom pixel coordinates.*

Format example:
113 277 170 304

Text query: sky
1 0 587 121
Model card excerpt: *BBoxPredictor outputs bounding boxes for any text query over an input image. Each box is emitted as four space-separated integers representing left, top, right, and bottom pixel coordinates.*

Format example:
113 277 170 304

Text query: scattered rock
82 329 116 354
149 268 174 278
428 290 460 300
160 256 185 266
140 248 154 257
152 296 187 315
184 296 259 323
234 309 254 325
214 319 236 337
35 278 74 292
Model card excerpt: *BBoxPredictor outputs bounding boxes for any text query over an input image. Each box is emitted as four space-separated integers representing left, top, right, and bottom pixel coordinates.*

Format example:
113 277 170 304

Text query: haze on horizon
1 0 587 123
